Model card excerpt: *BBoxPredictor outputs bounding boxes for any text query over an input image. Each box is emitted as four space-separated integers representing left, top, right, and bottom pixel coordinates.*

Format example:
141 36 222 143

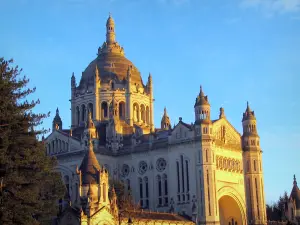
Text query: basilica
45 15 267 225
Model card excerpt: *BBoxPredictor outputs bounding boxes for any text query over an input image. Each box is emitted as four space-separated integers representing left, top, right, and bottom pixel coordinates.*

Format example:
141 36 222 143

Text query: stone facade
45 15 267 225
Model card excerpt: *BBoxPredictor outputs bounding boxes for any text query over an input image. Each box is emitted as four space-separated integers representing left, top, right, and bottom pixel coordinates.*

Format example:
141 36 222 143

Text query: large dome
78 15 143 90
78 52 143 90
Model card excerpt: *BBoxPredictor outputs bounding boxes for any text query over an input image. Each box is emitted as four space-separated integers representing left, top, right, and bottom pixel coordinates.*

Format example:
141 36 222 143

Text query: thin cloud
240 0 300 15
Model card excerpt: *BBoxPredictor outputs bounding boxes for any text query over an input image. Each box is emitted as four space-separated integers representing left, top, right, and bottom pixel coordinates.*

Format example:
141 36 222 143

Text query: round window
138 161 148 175
156 158 167 172
121 164 130 177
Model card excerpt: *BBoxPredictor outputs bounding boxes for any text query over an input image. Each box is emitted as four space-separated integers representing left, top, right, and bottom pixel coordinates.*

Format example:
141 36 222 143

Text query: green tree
0 58 65 225
109 179 140 210
266 191 289 221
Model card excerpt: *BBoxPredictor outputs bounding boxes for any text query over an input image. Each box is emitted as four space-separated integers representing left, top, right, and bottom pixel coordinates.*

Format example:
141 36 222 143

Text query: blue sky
1 0 299 204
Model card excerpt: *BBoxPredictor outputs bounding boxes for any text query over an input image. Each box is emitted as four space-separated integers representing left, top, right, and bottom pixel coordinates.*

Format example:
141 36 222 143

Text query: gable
92 207 115 225
212 118 241 146
45 130 81 154
171 123 190 139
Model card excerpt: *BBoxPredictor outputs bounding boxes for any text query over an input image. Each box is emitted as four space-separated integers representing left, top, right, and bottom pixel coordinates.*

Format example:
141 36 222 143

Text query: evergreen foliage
0 58 65 225
266 191 289 221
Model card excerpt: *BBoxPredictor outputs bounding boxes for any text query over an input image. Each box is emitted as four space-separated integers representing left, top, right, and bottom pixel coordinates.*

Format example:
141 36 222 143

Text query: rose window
156 158 167 172
138 161 148 175
121 164 130 177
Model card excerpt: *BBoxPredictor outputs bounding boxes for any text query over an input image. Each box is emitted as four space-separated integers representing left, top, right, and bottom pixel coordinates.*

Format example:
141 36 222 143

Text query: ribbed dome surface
78 52 143 90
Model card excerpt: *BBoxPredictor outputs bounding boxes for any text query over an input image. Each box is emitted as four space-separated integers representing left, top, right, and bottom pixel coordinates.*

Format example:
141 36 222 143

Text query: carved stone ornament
138 161 148 175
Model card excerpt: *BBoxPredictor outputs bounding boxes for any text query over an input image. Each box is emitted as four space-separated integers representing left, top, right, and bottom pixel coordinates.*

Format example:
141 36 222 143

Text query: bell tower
52 108 63 131
161 107 171 130
194 86 219 225
242 102 267 225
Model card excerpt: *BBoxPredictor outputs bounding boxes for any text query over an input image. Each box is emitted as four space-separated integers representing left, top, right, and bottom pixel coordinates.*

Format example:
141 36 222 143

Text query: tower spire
243 101 256 122
200 85 204 97
106 13 116 44
294 174 297 186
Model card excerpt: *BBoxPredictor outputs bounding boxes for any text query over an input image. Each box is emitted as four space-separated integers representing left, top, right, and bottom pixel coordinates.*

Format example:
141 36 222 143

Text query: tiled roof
290 184 300 209
121 210 193 223
79 148 101 184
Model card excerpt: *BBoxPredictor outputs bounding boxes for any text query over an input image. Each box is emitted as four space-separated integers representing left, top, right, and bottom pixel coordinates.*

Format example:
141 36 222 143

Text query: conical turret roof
290 175 300 209
195 86 210 106
79 142 101 185
242 101 256 121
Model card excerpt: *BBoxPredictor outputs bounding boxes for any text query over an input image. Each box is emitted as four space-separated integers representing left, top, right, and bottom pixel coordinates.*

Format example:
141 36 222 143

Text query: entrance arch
217 186 246 225
219 195 243 225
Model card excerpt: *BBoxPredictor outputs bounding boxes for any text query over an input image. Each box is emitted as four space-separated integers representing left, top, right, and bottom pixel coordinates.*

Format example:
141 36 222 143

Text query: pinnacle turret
161 107 171 130
106 13 116 44
242 101 258 136
195 85 210 107
194 85 211 122
52 107 62 131
242 101 256 122
219 107 226 119
71 72 76 88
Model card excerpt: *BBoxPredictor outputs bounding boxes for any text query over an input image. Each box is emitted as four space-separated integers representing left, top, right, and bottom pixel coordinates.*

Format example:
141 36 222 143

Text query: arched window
126 179 131 191
180 155 185 193
59 139 61 151
146 106 150 124
119 101 125 120
139 178 143 207
133 103 139 122
144 177 149 208
140 104 146 123
64 175 70 196
185 160 189 192
163 174 168 205
55 139 58 153
88 103 93 119
176 161 180 193
157 175 162 205
81 104 86 122
76 106 80 125
101 102 108 119
228 218 238 225
254 160 256 171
